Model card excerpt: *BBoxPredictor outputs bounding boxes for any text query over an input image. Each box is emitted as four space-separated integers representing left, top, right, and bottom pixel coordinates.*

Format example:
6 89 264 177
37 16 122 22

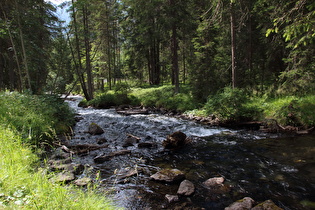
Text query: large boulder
162 131 187 149
150 169 185 183
177 180 195 196
88 123 104 135
225 197 255 210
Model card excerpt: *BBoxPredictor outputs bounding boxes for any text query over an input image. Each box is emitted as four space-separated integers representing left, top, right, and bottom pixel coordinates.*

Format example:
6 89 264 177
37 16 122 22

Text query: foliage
0 92 75 145
0 126 116 209
204 87 261 122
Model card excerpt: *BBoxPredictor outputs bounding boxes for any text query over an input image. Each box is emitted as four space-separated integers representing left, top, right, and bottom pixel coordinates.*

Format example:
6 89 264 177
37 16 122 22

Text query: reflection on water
66 96 315 209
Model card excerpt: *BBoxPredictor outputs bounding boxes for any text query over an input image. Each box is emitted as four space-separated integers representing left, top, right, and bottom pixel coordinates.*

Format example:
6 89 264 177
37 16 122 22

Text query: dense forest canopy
1 0 314 100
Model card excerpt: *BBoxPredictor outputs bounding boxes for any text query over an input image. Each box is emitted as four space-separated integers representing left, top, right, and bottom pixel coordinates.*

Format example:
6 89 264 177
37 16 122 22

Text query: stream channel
66 96 315 209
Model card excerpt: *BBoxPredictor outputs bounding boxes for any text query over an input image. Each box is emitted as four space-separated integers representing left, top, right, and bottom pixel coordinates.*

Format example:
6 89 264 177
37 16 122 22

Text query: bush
87 91 138 108
204 87 261 122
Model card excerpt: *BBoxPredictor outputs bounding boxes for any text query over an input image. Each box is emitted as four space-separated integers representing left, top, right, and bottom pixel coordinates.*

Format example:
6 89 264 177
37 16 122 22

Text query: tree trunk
170 0 179 93
71 0 90 100
15 0 31 91
230 1 236 89
83 5 93 99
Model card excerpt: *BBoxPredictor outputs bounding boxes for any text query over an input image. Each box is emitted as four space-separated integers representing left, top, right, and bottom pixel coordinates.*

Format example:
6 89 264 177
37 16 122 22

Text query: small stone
165 194 179 203
225 197 255 210
150 169 185 183
53 172 75 183
74 177 92 186
177 180 195 196
97 137 107 144
204 177 225 187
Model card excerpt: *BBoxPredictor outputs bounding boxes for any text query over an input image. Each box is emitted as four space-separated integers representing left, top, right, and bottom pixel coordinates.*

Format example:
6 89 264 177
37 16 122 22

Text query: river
66 96 315 209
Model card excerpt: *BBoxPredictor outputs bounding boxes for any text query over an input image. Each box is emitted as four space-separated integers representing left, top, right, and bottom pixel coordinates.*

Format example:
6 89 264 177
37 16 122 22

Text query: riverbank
84 85 315 133
0 92 116 209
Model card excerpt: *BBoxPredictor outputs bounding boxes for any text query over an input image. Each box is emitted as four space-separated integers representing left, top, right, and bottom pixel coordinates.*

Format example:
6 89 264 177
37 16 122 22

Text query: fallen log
62 144 109 155
94 149 131 163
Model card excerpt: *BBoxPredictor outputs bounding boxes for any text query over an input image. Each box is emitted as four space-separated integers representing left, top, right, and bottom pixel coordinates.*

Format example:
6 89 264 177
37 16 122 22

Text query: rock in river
162 131 188 149
88 123 104 135
203 176 225 187
177 180 195 196
150 169 185 183
225 197 255 210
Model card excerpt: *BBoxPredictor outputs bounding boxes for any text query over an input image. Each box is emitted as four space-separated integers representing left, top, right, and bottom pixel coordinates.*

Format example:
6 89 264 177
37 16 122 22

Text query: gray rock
225 197 255 210
150 169 185 183
177 180 195 196
88 123 104 135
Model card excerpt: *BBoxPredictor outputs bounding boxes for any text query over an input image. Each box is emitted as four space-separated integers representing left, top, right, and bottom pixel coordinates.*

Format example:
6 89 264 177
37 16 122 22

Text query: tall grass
0 92 74 145
0 126 116 209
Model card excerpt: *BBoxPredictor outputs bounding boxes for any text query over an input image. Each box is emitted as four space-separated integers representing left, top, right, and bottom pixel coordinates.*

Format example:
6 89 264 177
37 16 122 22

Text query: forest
1 1 315 209
1 0 315 126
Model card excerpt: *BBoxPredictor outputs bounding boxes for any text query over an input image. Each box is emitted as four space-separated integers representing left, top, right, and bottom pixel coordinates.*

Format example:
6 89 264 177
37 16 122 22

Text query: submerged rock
162 131 187 149
177 180 195 196
252 200 283 210
225 197 255 210
150 168 185 183
88 123 104 135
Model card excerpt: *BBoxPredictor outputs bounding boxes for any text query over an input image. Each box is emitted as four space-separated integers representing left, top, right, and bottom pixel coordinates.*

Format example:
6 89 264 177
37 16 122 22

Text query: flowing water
66 96 315 209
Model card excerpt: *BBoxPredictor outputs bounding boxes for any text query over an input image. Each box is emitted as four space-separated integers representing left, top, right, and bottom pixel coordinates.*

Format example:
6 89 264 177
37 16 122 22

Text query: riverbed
66 96 315 209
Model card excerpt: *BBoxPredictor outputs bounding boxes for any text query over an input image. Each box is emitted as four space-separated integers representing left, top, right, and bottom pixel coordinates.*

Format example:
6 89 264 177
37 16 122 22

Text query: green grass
0 126 116 209
88 85 198 112
260 95 315 127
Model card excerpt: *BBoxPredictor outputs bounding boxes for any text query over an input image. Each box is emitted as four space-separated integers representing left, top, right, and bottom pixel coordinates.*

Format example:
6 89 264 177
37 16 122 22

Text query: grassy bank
0 126 115 209
0 91 116 209
88 85 315 128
